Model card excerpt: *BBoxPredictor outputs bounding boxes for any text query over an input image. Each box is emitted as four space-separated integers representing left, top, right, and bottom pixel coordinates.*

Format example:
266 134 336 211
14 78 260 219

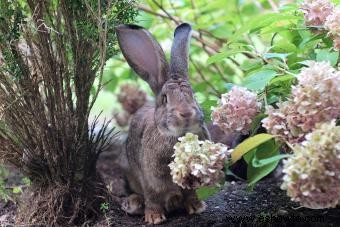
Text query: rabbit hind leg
121 193 145 215
182 189 206 214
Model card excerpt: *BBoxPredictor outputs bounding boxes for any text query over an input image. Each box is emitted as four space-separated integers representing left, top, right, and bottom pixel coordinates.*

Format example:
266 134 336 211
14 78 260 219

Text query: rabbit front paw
184 200 206 215
145 209 166 225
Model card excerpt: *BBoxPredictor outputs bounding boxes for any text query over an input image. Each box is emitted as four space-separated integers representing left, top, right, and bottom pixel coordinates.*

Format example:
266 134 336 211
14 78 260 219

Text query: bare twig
190 56 221 96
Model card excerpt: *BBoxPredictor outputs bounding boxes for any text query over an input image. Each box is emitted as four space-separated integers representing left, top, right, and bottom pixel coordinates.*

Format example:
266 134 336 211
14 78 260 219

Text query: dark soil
1 151 339 226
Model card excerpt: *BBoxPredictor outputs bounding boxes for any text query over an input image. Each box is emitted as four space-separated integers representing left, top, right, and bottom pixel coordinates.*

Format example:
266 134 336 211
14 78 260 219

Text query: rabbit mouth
163 120 203 137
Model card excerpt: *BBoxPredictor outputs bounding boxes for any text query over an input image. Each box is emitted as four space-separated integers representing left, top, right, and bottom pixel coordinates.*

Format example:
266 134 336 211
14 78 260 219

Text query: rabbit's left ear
170 23 192 79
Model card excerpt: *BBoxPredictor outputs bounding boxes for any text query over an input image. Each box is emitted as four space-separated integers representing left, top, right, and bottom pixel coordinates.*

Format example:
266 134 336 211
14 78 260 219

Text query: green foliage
231 134 275 164
196 186 221 200
243 70 278 91
103 0 338 119
243 140 289 190
0 166 31 202
0 167 11 202
0 179 11 202
100 202 109 213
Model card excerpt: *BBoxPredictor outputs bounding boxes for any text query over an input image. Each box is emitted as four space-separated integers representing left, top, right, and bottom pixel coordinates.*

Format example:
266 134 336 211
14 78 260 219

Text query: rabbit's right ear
116 24 169 95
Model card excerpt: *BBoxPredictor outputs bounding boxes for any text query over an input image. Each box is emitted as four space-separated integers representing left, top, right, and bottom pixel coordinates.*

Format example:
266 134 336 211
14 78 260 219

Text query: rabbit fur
115 23 210 225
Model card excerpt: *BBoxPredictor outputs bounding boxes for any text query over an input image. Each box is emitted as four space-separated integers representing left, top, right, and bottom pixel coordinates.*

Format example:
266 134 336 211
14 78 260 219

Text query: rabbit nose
178 110 193 119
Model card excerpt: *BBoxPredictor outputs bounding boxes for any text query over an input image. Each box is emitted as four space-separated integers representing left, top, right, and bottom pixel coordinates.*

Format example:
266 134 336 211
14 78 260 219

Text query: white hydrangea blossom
281 121 340 209
169 133 232 189
211 86 261 135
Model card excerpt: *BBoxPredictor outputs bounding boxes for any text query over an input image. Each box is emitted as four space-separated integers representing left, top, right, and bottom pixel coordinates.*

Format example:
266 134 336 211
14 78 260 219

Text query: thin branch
137 2 236 82
136 3 221 52
190 56 220 97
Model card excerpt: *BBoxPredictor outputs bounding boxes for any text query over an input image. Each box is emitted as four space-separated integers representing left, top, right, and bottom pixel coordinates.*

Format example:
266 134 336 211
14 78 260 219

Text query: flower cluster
300 0 334 26
169 133 232 189
281 121 340 209
332 36 340 50
262 61 340 144
300 0 340 50
114 84 147 128
325 7 340 35
262 101 305 144
117 84 147 114
325 7 340 50
113 111 131 127
211 86 261 135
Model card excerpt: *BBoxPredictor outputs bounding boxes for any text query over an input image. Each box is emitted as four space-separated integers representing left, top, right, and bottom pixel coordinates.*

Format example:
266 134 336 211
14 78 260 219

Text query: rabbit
115 23 210 225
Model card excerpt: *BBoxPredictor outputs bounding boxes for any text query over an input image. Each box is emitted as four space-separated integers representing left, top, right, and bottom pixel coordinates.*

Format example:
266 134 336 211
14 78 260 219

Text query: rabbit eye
162 94 167 104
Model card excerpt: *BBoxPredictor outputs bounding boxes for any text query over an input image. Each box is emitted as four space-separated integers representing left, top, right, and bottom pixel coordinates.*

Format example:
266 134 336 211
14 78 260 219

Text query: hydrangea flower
262 61 340 144
169 133 232 189
114 111 131 127
262 101 305 144
281 121 340 209
325 7 340 50
291 61 340 130
333 36 340 51
325 7 340 35
300 0 334 27
211 86 261 135
117 84 147 114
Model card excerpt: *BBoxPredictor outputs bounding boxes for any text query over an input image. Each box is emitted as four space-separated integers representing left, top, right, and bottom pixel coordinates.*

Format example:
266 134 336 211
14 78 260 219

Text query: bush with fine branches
0 0 136 225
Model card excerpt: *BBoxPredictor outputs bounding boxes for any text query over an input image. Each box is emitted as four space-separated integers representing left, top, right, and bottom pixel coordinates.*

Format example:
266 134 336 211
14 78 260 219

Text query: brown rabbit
115 23 210 225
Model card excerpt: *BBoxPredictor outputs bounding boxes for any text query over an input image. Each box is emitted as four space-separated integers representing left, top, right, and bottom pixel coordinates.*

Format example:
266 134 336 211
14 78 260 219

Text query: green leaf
22 177 31 186
240 59 263 71
12 186 22 194
316 49 339 66
272 40 296 53
230 13 298 41
196 186 221 200
246 140 281 188
243 70 277 91
201 99 217 122
263 53 290 61
269 74 295 85
207 50 244 64
250 113 267 135
231 133 275 163
252 153 291 167
224 83 235 91
243 148 256 165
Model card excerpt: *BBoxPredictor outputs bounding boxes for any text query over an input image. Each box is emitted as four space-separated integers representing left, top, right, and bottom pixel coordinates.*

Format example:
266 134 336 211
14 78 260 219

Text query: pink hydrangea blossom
325 7 340 50
262 61 340 144
212 86 261 135
332 36 340 50
325 7 340 35
300 0 334 26
291 61 340 132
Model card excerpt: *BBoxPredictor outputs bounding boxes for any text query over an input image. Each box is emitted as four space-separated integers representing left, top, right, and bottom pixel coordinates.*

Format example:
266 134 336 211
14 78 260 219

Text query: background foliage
94 0 339 120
